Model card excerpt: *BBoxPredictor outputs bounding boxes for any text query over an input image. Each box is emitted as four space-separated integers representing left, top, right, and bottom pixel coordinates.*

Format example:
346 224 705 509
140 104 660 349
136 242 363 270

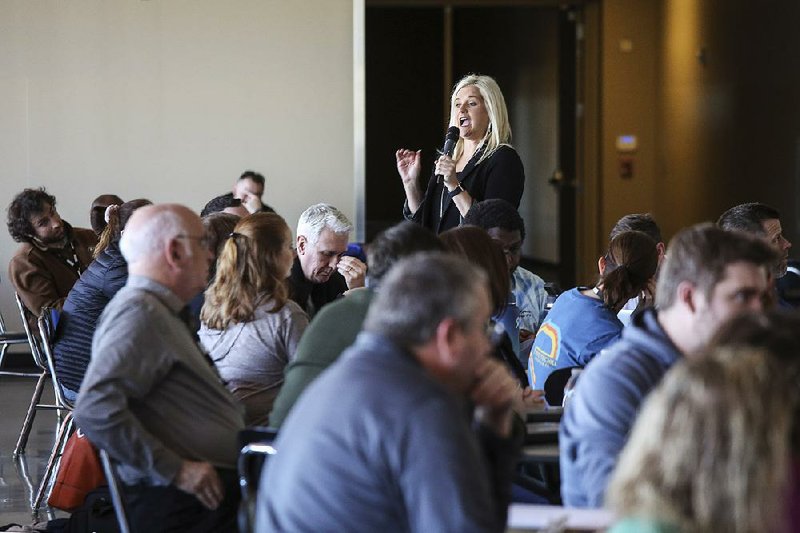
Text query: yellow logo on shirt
533 323 560 364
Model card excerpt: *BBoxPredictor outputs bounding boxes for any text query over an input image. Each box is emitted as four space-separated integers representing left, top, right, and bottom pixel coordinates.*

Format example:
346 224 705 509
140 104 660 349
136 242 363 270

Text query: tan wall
0 0 355 330
598 0 661 265
584 0 800 277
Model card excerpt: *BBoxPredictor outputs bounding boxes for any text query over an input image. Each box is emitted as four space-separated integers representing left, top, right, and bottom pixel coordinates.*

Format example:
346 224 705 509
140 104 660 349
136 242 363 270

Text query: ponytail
599 231 659 311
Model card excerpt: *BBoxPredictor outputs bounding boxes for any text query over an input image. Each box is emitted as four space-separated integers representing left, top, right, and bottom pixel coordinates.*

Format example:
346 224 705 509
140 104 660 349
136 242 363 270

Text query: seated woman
440 225 543 411
607 345 797 533
54 198 152 402
529 230 657 393
199 212 308 426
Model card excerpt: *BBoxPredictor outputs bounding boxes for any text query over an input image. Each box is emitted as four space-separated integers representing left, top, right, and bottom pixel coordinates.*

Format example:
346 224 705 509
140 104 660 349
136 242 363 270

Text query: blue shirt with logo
528 288 623 389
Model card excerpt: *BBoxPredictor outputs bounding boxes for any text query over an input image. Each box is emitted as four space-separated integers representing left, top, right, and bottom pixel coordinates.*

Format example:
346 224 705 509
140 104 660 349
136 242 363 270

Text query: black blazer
406 144 525 233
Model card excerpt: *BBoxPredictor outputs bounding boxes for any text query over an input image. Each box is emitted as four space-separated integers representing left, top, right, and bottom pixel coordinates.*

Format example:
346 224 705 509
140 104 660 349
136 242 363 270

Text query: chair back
238 427 278 533
99 448 131 533
0 307 31 369
38 307 71 409
14 292 47 369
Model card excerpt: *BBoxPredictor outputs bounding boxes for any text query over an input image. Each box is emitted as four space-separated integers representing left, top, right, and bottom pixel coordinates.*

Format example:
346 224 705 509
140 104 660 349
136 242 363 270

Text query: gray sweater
199 297 308 426
74 276 244 486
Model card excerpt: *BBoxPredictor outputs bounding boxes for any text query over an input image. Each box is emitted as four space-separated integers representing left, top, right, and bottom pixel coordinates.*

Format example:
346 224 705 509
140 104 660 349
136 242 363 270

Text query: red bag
47 428 107 511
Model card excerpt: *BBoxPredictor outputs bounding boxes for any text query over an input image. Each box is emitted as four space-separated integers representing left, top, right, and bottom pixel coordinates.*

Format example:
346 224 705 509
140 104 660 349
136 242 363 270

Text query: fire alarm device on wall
616 134 638 153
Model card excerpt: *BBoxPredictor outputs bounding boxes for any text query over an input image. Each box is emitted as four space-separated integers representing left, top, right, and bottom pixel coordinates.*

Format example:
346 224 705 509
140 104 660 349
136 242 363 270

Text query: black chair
543 366 581 407
237 427 278 533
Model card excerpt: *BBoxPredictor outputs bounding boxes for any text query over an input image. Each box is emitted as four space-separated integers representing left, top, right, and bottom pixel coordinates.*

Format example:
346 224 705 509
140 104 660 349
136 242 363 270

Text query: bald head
121 203 210 301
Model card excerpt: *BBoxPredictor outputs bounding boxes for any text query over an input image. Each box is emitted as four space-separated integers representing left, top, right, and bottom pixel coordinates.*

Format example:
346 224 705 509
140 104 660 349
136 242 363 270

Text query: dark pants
125 468 240 533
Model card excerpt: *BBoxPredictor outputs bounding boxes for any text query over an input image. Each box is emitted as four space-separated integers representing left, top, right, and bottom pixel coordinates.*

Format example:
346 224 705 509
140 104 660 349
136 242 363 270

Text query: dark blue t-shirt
528 288 623 389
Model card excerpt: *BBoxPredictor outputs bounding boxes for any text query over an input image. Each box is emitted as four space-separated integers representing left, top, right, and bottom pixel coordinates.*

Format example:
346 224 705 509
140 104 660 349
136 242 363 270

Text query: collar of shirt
126 275 185 314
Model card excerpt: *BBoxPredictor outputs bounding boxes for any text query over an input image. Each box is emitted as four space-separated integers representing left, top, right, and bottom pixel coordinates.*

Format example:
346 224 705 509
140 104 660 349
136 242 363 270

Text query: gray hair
120 204 187 264
296 203 352 245
364 252 488 350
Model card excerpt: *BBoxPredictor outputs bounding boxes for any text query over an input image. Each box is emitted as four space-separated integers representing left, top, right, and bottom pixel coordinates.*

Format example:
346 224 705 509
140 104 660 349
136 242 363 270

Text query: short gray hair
296 203 352 245
120 204 186 264
364 252 488 350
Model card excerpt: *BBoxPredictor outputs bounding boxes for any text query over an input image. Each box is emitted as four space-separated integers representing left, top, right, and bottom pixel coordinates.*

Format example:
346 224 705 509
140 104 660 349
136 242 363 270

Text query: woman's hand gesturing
396 149 422 187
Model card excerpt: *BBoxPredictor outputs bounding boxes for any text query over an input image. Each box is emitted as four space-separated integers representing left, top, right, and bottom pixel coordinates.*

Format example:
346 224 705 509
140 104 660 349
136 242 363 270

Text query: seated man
269 221 443 427
205 170 275 216
74 204 245 531
257 253 522 531
288 203 366 317
7 188 97 318
560 223 775 508
717 202 793 307
465 199 548 344
200 194 249 218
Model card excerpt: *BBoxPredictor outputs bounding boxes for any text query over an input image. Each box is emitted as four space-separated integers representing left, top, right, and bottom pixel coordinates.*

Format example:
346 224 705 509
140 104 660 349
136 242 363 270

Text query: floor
0 374 69 526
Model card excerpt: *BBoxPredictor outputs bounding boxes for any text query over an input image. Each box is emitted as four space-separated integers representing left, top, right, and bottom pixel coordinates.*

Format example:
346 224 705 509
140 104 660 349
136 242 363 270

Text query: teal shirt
608 517 681 533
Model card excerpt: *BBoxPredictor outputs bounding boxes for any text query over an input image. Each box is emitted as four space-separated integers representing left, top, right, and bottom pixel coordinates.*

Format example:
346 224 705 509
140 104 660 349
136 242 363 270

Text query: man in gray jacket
559 223 776 508
74 204 244 531
258 253 522 532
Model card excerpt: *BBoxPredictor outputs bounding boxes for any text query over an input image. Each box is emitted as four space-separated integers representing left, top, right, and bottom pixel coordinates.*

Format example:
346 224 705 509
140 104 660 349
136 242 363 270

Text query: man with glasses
75 204 245 531
258 253 522 532
7 187 97 320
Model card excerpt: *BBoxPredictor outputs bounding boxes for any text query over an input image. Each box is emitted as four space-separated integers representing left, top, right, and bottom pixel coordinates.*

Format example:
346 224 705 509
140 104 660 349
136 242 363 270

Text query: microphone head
446 126 460 142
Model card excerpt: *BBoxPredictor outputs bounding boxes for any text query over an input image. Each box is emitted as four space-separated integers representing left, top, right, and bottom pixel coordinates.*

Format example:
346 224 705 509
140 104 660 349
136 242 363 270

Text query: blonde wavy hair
201 212 291 330
450 74 512 165
607 347 795 533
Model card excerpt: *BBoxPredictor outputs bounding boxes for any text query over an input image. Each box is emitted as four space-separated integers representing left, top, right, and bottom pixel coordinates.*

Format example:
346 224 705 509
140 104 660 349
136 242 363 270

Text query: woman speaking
398 74 525 233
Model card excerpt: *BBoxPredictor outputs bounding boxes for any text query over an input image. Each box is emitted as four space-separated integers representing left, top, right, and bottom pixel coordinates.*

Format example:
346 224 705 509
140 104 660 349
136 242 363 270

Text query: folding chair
0 307 33 376
99 448 131 533
13 293 67 457
237 427 278 533
31 307 76 516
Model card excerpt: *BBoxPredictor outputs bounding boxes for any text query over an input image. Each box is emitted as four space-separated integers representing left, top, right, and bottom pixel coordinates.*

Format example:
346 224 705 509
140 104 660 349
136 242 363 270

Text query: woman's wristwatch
447 184 465 200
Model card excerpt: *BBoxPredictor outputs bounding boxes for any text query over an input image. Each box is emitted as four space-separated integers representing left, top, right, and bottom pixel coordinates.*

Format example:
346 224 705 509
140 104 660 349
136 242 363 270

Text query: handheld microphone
436 126 461 182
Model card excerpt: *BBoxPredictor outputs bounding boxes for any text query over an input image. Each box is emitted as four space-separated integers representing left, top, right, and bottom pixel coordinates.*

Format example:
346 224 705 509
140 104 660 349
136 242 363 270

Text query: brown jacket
8 224 97 318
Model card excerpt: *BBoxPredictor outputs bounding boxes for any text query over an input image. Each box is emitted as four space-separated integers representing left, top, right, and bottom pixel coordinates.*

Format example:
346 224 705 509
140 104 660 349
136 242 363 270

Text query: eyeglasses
176 234 211 249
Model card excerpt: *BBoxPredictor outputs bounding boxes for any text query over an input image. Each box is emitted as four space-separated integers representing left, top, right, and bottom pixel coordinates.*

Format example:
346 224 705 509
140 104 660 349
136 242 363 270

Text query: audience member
609 213 666 316
465 199 548 343
464 198 547 341
202 212 240 280
718 202 794 306
199 212 308 426
559 223 776 507
7 188 97 320
288 203 366 317
206 170 275 217
186 212 241 321
607 346 797 533
257 253 522 532
89 194 124 236
529 231 658 392
74 204 244 532
200 194 249 218
269 221 443 428
53 198 151 402
440 225 529 387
